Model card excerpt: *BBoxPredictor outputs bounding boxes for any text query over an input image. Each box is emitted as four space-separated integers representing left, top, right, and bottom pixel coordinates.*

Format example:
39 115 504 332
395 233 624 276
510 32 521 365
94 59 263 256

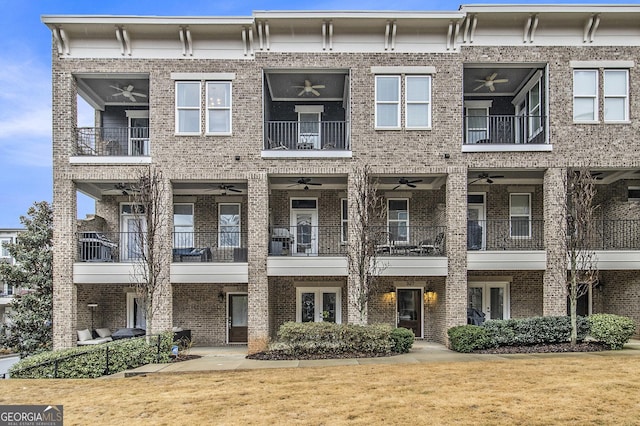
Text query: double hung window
375 74 432 129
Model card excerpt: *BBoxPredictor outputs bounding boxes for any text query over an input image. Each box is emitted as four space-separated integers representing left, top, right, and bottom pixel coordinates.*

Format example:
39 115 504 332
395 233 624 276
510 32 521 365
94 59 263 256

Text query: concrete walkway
113 339 640 378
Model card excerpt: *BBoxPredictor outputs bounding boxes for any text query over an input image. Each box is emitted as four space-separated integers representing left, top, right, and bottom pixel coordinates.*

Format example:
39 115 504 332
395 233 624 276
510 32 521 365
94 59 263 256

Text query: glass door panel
322 292 337 323
397 289 422 337
291 210 318 256
301 292 315 322
129 117 149 156
297 288 341 323
468 283 509 322
298 112 320 149
228 294 248 343
467 204 485 250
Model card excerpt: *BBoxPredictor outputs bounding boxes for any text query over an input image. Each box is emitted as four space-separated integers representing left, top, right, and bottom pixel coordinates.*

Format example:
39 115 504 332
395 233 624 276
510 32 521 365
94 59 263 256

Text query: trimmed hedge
390 327 415 353
589 314 637 350
448 316 590 353
448 325 492 353
10 332 173 379
271 322 413 357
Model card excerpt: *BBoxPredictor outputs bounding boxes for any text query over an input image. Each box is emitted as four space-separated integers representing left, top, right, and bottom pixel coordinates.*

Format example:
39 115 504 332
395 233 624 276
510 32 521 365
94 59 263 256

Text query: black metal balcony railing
77 231 248 263
269 226 346 256
591 220 640 250
365 226 447 256
76 127 150 156
264 121 350 151
463 115 547 145
468 220 545 251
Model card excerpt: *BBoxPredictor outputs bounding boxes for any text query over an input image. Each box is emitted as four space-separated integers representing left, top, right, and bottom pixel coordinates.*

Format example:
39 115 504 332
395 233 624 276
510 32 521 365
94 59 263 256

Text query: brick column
52 71 78 350
247 173 270 353
444 168 467 339
52 178 78 349
346 170 365 325
543 167 567 316
151 176 173 333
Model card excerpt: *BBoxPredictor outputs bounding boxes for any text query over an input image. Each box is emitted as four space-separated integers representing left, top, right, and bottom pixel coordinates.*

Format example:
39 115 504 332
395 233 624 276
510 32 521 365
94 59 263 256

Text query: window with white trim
405 76 431 129
341 198 348 244
628 186 640 201
206 82 232 134
176 82 201 134
375 76 400 128
510 194 531 238
388 199 409 243
173 204 194 248
219 203 241 248
0 238 12 258
604 70 629 122
573 69 630 123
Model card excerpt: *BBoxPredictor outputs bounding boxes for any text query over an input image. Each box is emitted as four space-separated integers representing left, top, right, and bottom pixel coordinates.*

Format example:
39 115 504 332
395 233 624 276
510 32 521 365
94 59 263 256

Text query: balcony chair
267 137 288 150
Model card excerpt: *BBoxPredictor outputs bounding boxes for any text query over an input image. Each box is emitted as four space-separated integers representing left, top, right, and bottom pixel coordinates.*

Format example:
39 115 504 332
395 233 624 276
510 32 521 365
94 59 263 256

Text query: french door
290 199 318 256
120 204 146 261
296 287 341 323
468 282 510 321
467 204 486 250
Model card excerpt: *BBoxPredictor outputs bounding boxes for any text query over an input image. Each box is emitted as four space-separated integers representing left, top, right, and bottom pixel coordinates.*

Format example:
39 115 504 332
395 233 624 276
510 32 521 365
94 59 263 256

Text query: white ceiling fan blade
311 88 320 96
493 79 509 83
488 72 498 81
125 85 134 92
298 89 306 96
474 79 488 83
111 92 124 97
131 92 147 97
312 85 325 89
292 85 305 88
473 83 485 91
109 85 123 91
489 85 495 92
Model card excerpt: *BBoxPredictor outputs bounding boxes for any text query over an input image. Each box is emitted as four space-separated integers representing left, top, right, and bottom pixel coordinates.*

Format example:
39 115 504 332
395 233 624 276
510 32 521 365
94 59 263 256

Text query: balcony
76 231 247 263
269 226 345 256
463 115 547 146
76 127 149 157
591 220 640 250
468 220 545 251
264 121 350 151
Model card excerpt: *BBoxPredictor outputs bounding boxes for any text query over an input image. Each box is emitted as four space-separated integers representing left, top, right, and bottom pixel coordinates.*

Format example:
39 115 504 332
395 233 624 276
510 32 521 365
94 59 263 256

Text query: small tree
129 166 169 336
347 164 387 323
0 201 53 357
564 167 599 344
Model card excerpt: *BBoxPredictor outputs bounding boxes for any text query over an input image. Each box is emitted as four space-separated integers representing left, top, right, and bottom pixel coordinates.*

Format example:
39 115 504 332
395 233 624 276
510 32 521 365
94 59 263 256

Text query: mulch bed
473 342 609 354
247 350 397 361
170 354 202 362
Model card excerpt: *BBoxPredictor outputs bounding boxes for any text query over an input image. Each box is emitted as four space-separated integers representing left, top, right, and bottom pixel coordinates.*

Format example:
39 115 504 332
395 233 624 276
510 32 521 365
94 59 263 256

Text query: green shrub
589 314 637 350
390 327 415 353
447 325 492 353
483 316 589 346
273 322 395 357
10 332 173 379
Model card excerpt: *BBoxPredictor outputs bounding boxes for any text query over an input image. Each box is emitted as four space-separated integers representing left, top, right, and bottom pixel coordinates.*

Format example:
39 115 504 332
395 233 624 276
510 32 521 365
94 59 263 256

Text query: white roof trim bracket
463 14 478 44
524 14 539 43
52 26 69 55
384 20 396 51
241 27 254 56
179 27 193 56
447 20 460 51
583 14 600 43
115 26 131 56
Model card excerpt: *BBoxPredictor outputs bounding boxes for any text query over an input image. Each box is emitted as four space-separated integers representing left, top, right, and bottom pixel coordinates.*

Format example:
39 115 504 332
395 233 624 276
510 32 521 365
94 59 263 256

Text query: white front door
467 204 486 250
290 203 318 256
129 116 149 156
468 282 510 321
296 287 342 323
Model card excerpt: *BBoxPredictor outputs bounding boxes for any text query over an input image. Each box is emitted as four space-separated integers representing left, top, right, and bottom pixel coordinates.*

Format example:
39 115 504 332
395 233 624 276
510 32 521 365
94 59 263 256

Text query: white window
405 76 431 129
206 82 232 134
388 199 409 243
219 203 241 248
176 82 201 134
604 70 629 122
341 198 348 244
510 194 531 238
574 69 630 123
375 76 400 128
173 204 194 248
0 238 12 258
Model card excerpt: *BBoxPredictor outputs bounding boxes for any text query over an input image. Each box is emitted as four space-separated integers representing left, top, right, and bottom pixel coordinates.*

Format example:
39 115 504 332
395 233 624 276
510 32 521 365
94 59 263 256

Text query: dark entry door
397 289 422 337
228 294 248 343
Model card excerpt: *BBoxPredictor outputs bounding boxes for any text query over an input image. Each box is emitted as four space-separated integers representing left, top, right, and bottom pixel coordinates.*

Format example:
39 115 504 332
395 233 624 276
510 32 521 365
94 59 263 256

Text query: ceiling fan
114 182 137 196
473 73 509 92
289 177 322 190
217 184 242 194
393 177 423 190
470 173 505 184
110 84 148 102
293 80 325 97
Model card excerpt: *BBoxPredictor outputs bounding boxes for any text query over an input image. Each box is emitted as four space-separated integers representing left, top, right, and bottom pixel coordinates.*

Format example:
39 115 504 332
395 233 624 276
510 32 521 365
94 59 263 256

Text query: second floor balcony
76 127 149 157
264 121 350 151
463 115 546 146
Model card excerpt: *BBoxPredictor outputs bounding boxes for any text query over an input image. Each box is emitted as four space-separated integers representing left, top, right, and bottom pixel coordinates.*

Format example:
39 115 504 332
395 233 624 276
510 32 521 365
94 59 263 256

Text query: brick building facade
43 5 640 352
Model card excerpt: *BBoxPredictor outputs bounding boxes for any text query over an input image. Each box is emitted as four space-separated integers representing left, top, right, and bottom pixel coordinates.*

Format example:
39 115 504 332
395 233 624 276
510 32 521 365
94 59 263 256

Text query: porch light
424 291 437 305
87 303 98 331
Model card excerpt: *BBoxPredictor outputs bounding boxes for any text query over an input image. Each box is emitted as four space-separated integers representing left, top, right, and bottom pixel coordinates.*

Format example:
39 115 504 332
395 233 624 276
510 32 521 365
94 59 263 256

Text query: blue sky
0 0 637 227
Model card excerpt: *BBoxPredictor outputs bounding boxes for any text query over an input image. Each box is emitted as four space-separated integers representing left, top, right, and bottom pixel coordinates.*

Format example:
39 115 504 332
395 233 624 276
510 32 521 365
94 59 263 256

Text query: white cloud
0 55 53 166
